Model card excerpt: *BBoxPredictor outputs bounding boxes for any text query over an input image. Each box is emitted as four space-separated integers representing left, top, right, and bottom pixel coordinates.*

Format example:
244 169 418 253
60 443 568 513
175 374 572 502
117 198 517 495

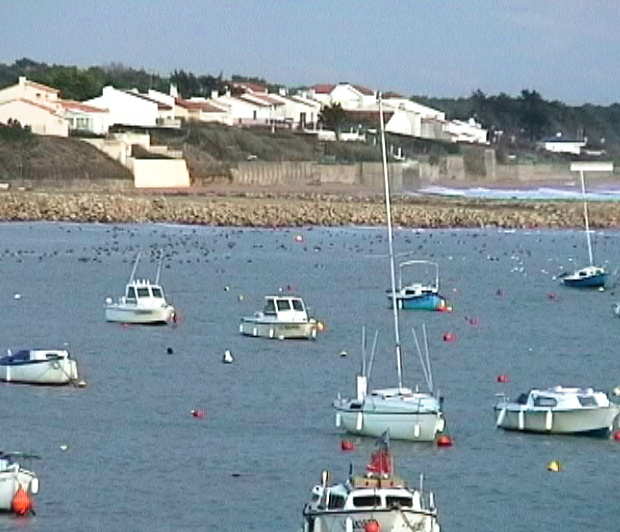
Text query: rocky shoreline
1 190 620 229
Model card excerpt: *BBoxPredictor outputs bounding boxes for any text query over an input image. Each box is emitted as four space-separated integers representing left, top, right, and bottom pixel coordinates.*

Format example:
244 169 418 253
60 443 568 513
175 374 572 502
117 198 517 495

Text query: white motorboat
495 385 620 436
301 436 440 532
239 295 319 340
0 348 79 385
333 94 446 442
105 252 176 325
0 452 39 514
559 162 613 288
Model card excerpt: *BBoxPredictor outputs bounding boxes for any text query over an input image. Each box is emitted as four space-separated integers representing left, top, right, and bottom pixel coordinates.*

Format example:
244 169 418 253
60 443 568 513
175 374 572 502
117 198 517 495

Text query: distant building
0 76 69 136
60 100 109 135
84 86 162 128
539 135 586 155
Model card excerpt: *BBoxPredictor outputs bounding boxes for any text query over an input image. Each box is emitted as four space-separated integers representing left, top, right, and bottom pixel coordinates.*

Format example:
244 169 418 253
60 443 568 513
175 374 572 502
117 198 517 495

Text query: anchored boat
105 252 176 325
0 348 79 385
495 385 620 436
333 95 446 442
0 452 39 513
387 260 448 311
239 295 318 340
559 162 613 288
301 435 440 532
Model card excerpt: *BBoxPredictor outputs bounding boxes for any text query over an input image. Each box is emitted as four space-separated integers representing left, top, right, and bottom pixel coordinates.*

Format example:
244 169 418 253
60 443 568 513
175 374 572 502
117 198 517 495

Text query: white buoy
59 444 69 451
496 408 507 427
355 412 363 430
335 413 342 428
339 350 348 357
545 409 553 431
414 423 421 438
105 297 112 305
13 293 21 300
518 409 525 430
223 350 234 364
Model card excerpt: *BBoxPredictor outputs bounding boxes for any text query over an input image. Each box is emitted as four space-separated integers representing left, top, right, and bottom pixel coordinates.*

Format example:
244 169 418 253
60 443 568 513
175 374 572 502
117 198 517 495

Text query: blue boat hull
389 294 447 311
561 273 607 288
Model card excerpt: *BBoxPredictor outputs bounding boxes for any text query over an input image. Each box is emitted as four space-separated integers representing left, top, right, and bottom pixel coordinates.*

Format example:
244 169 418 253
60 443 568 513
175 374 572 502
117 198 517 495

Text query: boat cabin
515 386 611 409
1 349 70 364
260 296 309 323
124 280 166 302
311 476 421 512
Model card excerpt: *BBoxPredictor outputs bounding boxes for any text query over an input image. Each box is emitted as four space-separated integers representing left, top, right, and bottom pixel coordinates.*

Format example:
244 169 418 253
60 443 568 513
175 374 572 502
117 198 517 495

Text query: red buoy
190 409 205 418
496 374 510 383
11 487 32 516
436 435 454 447
341 440 355 451
613 430 620 441
442 332 456 342
364 520 381 532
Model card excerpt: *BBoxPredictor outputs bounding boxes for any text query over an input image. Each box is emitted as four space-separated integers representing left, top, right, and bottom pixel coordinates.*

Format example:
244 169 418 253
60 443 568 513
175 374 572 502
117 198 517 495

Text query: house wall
0 99 68 136
0 77 60 106
84 87 158 128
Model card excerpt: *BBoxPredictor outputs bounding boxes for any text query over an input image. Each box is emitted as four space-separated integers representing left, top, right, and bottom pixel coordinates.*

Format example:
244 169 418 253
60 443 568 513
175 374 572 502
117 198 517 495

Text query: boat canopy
125 280 165 300
3 349 70 362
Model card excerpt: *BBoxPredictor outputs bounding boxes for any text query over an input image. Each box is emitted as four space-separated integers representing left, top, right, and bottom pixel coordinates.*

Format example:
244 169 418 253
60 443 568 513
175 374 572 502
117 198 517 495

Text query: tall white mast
379 93 404 391
579 169 594 265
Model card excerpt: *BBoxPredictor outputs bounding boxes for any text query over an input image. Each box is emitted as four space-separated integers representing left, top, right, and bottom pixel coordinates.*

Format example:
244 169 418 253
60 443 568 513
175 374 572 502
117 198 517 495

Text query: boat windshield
151 287 163 299
126 287 137 300
578 396 598 407
137 288 150 298
263 299 276 315
276 299 291 311
353 495 381 508
533 396 557 407
386 496 413 508
291 299 304 312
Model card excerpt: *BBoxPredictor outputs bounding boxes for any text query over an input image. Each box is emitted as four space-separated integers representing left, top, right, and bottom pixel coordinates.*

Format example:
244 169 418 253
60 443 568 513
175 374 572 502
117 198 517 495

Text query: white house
211 93 272 125
308 83 376 110
0 76 68 136
60 100 109 135
175 97 232 125
539 135 586 155
268 93 321 129
84 86 160 128
444 118 488 144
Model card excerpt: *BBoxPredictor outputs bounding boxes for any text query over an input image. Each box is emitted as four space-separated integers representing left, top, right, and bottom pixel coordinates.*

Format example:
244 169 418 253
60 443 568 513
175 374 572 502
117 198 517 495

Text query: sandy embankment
1 189 620 229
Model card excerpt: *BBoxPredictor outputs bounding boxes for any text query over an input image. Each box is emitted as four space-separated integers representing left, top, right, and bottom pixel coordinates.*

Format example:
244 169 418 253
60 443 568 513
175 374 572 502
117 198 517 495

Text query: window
137 288 150 298
263 299 276 315
292 299 304 311
327 495 346 509
578 396 598 407
276 300 291 311
151 288 163 298
126 287 137 300
533 396 557 408
386 496 413 508
353 496 381 508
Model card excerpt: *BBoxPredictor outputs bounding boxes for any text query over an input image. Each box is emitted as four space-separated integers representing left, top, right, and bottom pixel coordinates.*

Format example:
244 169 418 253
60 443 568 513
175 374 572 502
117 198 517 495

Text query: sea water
0 222 618 532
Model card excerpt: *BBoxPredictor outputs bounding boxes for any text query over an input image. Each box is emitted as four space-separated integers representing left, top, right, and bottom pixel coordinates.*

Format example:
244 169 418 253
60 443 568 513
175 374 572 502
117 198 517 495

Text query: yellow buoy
547 460 562 472
317 321 325 332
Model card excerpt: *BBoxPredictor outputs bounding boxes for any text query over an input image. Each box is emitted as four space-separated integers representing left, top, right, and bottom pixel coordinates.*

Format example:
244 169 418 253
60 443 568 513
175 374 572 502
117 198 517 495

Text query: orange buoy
341 440 355 451
190 409 205 418
436 435 453 447
442 332 456 342
613 430 620 441
11 487 32 516
496 374 510 383
364 520 381 532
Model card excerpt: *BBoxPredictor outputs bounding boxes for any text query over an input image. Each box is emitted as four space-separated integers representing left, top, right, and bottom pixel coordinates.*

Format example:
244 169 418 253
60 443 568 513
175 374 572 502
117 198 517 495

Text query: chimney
18 76 26 86
210 90 219 99
169 83 178 98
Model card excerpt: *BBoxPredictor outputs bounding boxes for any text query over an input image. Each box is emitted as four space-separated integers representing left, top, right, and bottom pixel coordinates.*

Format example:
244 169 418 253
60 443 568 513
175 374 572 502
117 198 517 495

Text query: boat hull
105 305 175 324
389 294 446 311
302 507 440 532
335 408 445 442
239 319 317 340
0 470 37 511
0 359 78 385
561 272 607 288
495 405 619 435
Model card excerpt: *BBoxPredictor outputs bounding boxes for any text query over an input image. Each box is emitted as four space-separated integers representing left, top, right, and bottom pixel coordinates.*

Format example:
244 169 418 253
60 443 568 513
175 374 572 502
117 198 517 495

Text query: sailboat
559 162 612 288
332 94 446 442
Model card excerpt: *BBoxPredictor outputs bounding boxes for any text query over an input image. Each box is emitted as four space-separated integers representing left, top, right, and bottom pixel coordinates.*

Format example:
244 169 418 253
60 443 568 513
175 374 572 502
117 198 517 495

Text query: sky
1 0 619 105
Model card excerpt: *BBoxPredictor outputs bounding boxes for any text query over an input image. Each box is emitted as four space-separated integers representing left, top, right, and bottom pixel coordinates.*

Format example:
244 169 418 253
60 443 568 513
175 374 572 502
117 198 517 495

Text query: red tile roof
238 95 271 107
0 97 60 114
60 100 107 113
25 79 59 94
352 84 374 96
311 84 336 94
175 98 226 113
232 81 268 93
383 91 404 99
244 93 285 106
